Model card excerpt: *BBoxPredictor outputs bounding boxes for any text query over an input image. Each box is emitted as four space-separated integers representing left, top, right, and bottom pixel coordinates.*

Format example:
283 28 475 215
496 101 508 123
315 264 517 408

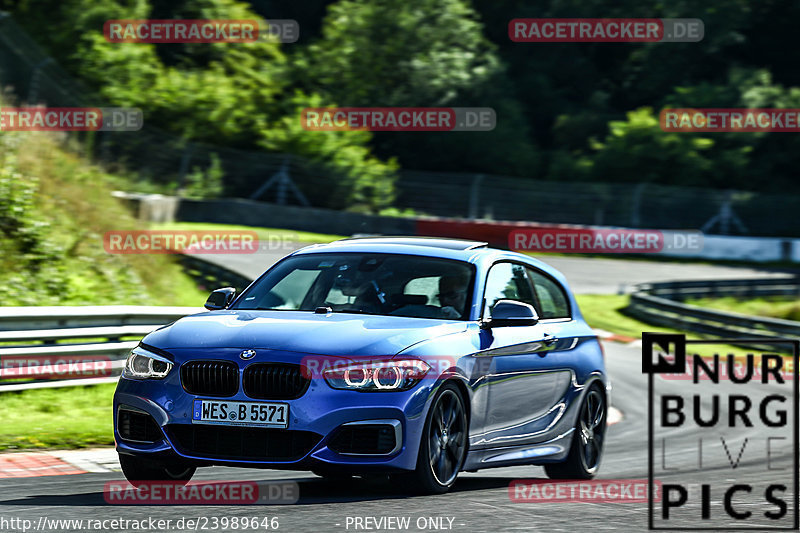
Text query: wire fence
1 13 799 236
396 172 800 237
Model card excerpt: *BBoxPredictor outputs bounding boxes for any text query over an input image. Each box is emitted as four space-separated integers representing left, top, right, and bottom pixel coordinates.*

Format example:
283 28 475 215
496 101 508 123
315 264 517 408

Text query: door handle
542 333 558 346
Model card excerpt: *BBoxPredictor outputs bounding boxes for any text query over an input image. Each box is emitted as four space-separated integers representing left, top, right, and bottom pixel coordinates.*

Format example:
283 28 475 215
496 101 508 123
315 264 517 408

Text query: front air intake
118 407 162 443
180 360 239 397
242 363 310 400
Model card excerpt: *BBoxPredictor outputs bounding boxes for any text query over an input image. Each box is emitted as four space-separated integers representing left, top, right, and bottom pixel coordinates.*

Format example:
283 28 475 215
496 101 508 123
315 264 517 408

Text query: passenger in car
437 274 469 318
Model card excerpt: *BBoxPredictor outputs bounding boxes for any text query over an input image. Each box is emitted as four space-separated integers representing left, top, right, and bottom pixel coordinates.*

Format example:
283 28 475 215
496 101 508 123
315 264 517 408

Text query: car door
473 262 577 450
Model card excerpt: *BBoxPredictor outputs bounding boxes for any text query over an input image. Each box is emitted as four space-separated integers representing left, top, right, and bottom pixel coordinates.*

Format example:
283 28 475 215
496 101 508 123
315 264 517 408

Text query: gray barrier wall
176 198 416 236
122 193 800 263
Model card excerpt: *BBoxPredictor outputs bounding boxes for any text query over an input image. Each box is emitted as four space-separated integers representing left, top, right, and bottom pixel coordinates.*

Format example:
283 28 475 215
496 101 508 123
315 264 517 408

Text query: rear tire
545 384 606 480
403 382 468 494
119 454 195 487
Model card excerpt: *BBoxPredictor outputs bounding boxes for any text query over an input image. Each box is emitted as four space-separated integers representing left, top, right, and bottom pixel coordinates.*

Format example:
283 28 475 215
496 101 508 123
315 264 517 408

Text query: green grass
151 222 344 245
686 296 800 322
149 270 208 307
0 384 115 451
576 294 672 339
575 294 772 358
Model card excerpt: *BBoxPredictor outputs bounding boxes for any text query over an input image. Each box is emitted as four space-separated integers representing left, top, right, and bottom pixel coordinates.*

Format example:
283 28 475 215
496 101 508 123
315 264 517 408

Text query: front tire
405 383 468 494
545 383 606 480
119 454 195 487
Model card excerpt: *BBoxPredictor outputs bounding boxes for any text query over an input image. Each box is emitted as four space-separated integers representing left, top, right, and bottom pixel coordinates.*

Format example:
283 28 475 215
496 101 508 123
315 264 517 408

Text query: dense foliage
0 129 206 306
5 0 800 199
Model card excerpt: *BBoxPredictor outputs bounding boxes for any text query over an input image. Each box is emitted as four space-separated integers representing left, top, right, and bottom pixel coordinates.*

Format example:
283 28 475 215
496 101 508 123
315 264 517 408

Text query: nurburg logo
239 349 256 360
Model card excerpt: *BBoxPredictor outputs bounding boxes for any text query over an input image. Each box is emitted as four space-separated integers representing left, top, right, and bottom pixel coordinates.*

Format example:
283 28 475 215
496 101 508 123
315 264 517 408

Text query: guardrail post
468 174 484 219
781 240 793 263
630 183 646 227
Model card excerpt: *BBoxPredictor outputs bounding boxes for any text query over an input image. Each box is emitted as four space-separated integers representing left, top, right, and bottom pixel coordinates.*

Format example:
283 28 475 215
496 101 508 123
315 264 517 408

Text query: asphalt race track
1 339 793 532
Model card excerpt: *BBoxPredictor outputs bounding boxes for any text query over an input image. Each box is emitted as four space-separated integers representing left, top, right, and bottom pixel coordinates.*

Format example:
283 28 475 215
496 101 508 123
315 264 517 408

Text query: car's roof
292 235 556 270
292 236 490 260
335 236 489 250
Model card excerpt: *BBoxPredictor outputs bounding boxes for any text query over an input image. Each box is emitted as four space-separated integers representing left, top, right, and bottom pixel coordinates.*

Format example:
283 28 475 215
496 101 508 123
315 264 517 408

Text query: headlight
323 359 430 391
123 346 173 379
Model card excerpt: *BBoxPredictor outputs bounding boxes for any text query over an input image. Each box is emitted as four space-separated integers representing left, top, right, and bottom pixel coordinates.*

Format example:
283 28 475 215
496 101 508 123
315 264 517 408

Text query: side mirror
204 287 236 310
483 300 539 328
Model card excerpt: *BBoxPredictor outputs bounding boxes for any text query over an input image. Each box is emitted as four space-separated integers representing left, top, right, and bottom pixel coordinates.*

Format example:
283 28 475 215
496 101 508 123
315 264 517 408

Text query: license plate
192 399 289 428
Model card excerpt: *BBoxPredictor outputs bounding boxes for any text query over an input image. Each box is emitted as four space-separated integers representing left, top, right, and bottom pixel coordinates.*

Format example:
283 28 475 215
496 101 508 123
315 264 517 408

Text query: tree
578 107 750 189
294 0 538 175
10 0 398 212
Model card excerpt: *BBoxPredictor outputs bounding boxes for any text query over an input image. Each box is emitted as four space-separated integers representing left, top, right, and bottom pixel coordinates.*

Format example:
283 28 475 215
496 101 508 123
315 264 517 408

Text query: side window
482 263 536 317
526 268 570 319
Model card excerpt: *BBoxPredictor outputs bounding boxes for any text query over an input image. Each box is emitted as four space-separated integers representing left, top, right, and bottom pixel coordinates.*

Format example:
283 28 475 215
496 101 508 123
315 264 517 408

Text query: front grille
118 408 162 443
328 424 398 455
181 360 239 397
243 363 310 400
166 424 321 462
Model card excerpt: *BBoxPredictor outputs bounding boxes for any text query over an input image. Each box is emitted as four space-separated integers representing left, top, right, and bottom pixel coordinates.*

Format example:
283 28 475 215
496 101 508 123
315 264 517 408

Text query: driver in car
437 275 468 319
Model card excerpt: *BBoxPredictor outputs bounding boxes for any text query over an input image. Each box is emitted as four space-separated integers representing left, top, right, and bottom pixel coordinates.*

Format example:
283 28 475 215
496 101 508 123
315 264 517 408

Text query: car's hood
144 310 468 357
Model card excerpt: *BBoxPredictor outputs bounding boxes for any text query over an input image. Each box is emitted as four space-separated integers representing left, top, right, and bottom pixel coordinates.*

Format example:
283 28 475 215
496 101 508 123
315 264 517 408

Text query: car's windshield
233 253 474 320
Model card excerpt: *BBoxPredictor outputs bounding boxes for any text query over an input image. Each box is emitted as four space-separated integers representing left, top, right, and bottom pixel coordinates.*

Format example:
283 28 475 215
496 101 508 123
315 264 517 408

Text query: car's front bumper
113 374 436 472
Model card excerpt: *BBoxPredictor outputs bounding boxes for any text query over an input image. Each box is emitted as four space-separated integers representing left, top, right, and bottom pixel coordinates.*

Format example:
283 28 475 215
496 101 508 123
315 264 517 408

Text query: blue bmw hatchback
114 237 608 493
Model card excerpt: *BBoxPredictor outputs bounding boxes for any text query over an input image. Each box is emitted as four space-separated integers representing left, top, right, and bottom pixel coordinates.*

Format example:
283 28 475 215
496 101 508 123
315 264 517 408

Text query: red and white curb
51 448 121 473
0 448 120 478
592 330 627 427
593 328 638 345
607 407 623 426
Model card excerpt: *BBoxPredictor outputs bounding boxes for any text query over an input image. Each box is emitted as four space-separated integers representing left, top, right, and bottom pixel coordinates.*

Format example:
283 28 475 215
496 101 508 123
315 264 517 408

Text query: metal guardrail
627 276 800 347
0 306 205 392
641 277 800 300
0 249 253 392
